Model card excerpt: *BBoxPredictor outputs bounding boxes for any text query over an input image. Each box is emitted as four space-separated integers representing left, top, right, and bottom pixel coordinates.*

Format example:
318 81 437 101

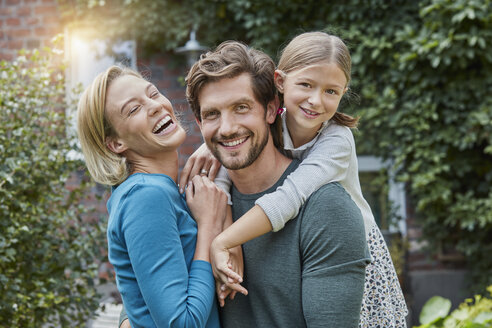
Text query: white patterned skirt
359 226 409 328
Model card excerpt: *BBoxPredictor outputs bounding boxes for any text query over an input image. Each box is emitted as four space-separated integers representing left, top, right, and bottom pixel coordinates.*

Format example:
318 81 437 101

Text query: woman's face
104 74 186 159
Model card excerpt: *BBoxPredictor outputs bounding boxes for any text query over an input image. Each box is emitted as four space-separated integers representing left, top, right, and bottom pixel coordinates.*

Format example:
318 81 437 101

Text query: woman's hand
179 143 221 193
186 175 227 229
186 175 228 263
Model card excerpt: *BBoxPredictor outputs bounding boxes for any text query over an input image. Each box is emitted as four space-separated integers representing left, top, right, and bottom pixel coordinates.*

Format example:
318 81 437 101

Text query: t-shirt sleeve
255 127 352 231
118 184 215 328
299 183 371 327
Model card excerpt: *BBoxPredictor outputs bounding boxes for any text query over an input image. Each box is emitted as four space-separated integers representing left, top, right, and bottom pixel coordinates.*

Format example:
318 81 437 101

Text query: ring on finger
200 169 209 176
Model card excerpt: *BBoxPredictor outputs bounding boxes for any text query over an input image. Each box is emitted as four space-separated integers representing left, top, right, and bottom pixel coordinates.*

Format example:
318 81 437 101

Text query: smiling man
185 41 371 328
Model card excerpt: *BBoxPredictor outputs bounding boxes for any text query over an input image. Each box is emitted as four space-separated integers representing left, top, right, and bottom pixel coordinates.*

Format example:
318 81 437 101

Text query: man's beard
210 128 269 170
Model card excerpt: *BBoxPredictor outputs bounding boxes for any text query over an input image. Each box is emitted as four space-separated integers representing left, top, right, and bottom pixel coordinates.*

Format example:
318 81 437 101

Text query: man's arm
300 183 371 327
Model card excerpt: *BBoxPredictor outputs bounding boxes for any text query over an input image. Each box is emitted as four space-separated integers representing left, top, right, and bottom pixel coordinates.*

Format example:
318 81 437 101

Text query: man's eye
237 105 248 111
326 89 336 95
203 111 219 120
299 82 311 88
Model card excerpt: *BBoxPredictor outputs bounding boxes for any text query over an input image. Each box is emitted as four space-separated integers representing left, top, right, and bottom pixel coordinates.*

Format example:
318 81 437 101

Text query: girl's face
104 74 186 159
275 61 347 136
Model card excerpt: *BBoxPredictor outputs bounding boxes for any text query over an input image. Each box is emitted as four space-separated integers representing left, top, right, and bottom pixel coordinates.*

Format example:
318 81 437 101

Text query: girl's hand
211 238 248 297
179 143 221 193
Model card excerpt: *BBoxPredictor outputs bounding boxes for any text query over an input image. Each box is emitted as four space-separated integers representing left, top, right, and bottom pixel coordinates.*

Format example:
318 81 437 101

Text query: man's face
197 73 276 170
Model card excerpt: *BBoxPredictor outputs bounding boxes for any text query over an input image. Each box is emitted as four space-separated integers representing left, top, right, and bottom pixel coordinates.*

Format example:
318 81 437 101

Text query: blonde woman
77 66 226 328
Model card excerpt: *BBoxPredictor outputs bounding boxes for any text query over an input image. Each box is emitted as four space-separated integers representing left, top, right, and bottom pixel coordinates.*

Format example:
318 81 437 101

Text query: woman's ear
106 136 127 154
274 70 286 93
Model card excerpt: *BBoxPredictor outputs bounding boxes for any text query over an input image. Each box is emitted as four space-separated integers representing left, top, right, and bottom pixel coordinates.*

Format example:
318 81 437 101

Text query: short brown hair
186 41 277 121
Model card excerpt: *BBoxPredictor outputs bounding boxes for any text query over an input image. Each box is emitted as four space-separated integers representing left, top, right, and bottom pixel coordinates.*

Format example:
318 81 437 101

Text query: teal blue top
107 173 220 328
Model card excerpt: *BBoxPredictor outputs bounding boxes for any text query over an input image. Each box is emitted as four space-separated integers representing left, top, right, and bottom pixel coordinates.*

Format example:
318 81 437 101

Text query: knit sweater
216 113 377 235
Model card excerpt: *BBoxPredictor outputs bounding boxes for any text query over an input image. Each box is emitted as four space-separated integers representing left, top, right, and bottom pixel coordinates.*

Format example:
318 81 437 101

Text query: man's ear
106 136 128 154
266 95 280 124
274 70 286 94
195 116 202 130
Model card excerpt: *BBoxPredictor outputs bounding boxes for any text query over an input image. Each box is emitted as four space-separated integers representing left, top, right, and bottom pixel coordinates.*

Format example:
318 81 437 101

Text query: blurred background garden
1 0 491 326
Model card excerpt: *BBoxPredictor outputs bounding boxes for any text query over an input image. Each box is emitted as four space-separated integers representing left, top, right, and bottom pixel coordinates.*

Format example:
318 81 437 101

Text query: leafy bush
414 285 492 327
0 47 106 327
64 0 492 290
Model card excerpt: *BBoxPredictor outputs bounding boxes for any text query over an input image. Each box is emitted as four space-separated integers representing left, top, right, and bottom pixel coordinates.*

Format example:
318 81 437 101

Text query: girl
77 66 231 327
182 31 408 327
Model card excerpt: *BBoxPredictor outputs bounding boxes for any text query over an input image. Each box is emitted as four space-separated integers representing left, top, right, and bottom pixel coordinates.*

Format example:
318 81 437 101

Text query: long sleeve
108 182 216 328
255 124 353 231
215 166 232 204
300 183 370 327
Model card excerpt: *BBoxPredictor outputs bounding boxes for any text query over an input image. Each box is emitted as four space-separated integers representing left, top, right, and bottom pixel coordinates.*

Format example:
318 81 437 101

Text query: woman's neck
129 151 180 182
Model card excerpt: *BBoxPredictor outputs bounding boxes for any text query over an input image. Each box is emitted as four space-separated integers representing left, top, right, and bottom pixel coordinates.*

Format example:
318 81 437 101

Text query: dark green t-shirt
220 160 371 328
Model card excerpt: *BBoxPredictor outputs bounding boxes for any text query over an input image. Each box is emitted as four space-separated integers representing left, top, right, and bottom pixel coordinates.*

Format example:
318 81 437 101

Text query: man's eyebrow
120 83 154 114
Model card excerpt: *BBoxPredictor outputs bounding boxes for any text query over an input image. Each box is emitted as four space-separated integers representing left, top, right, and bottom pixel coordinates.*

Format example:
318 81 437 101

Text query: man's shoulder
300 182 363 226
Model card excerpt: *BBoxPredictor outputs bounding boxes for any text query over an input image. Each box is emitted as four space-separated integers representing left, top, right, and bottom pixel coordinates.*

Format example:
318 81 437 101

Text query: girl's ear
106 136 128 154
274 70 286 93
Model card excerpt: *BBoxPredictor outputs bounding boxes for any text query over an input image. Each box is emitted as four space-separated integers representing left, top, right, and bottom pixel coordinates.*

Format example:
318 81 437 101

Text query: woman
77 66 225 328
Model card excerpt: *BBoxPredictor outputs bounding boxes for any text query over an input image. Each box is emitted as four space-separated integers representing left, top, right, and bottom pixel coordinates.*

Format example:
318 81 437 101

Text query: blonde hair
278 31 358 128
77 65 142 186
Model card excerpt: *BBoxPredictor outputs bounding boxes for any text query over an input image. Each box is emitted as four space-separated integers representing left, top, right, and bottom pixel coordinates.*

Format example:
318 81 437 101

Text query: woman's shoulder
109 174 178 209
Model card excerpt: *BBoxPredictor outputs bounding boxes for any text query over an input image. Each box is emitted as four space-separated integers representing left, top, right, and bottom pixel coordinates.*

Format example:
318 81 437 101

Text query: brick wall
0 0 61 61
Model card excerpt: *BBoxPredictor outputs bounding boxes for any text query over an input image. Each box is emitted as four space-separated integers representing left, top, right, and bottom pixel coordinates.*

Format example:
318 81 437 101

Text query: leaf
420 296 452 324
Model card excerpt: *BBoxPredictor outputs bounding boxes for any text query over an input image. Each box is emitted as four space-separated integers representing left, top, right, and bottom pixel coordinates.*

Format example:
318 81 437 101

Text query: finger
179 156 196 193
220 266 243 283
229 290 237 300
208 159 221 181
225 282 248 296
189 156 206 179
191 175 205 191
185 180 194 199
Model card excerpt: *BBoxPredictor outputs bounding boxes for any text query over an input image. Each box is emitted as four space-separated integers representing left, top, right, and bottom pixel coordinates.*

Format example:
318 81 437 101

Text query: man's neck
227 140 291 195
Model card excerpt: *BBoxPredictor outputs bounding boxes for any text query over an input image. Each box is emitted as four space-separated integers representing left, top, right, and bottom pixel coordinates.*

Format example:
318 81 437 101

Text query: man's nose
218 112 237 136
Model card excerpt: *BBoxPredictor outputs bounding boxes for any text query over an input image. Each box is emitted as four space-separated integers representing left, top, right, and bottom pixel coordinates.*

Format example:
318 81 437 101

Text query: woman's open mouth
153 115 175 135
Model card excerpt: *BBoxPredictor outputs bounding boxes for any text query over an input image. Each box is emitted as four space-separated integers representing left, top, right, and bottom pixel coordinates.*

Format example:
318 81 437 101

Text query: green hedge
0 47 106 326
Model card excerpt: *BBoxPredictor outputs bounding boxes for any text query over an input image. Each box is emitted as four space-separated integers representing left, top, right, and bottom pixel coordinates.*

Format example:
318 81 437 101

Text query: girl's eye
151 91 159 98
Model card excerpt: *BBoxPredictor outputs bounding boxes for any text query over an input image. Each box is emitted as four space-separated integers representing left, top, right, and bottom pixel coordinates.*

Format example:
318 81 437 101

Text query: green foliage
63 0 492 290
0 47 106 327
414 285 492 327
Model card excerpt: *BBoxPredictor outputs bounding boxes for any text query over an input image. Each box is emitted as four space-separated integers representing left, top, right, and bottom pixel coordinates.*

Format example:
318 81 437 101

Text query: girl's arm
211 125 354 280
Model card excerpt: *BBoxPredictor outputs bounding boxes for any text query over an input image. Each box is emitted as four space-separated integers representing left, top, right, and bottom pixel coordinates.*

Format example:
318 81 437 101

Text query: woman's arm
118 179 224 327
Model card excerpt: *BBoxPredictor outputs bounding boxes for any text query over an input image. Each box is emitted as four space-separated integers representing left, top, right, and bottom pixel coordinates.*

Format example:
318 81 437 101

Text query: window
358 156 407 236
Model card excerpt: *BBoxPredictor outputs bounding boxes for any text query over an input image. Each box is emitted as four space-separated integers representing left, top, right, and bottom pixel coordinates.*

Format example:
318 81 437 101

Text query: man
187 41 370 327
120 41 370 327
